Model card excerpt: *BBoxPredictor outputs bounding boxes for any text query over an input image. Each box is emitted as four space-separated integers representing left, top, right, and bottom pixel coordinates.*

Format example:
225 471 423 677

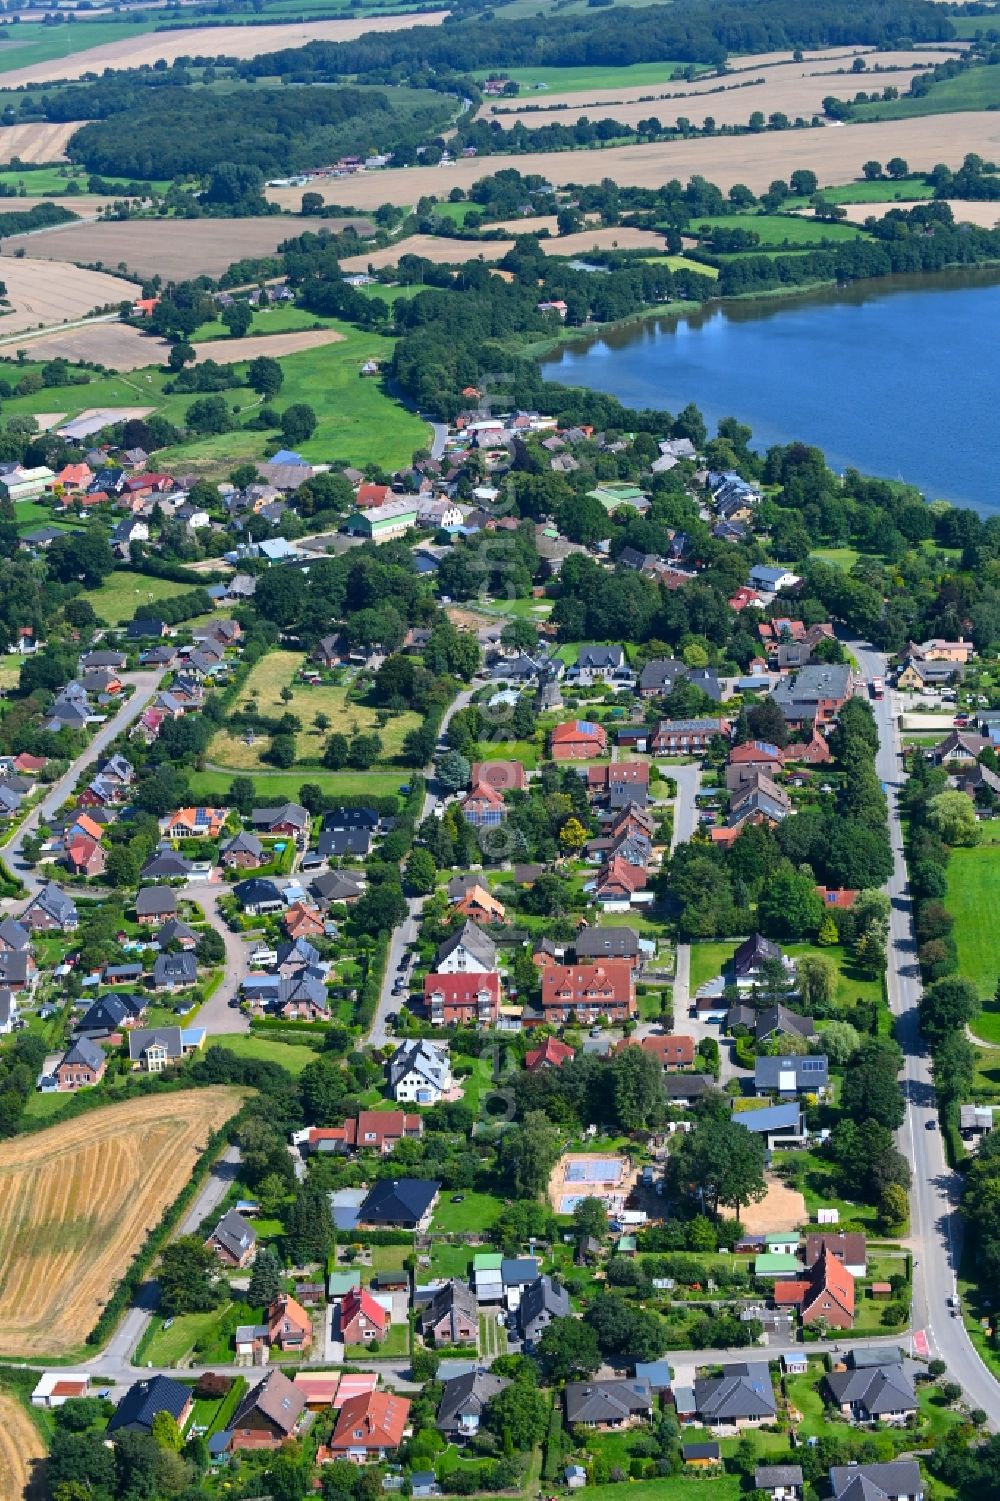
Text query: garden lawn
571 1480 741 1501
430 1191 501 1233
424 1242 472 1283
690 212 866 246
476 60 702 91
141 1308 227 1367
687 939 881 1011
972 1046 1000 1101
779 1149 880 1230
189 767 406 801
207 648 421 772
83 570 198 627
203 1033 319 1075
809 546 861 569
688 941 735 994
820 177 933 203
946 844 1000 1001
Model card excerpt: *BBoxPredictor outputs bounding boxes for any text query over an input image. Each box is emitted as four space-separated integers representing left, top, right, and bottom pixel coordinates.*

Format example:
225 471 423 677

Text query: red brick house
452 885 508 925
772 1250 855 1328
541 961 636 1024
460 781 506 828
586 763 649 794
338 1286 388 1345
612 1034 695 1070
283 902 325 941
651 718 729 755
550 720 609 761
299 1111 423 1155
266 1294 313 1351
326 1390 410 1462
54 1038 106 1090
424 970 501 1026
64 835 106 878
229 1370 305 1451
726 741 785 790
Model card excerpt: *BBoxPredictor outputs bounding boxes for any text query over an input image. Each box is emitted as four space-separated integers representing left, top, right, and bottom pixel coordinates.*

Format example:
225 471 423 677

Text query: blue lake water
539 267 1000 514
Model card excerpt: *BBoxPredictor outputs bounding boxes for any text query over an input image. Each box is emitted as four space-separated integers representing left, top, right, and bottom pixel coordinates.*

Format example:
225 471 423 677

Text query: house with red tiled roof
816 887 858 911
452 884 508 926
51 463 93 492
772 1249 855 1328
550 720 608 761
470 760 527 792
338 1285 388 1345
283 902 325 941
726 741 785 790
356 482 392 509
461 780 506 828
786 731 833 765
64 834 106 878
612 1034 695 1070
525 1036 576 1072
327 1389 410 1462
424 970 501 1027
161 807 228 840
541 961 635 1024
593 856 647 907
13 753 46 775
298 1111 422 1156
266 1294 312 1351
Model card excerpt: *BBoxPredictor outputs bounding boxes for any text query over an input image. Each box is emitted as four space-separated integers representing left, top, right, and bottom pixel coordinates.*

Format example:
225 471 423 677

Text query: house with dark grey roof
732 932 786 985
140 852 193 882
755 1466 803 1501
152 952 197 991
824 1365 917 1424
519 1275 570 1349
754 1055 828 1098
359 1177 440 1230
78 993 146 1036
23 882 78 932
206 1209 257 1269
420 1280 478 1346
108 1376 192 1437
693 1361 777 1431
311 870 364 905
435 920 497 975
437 1370 509 1439
754 1005 815 1044
574 927 640 963
770 663 854 730
136 886 177 924
564 1379 652 1428
251 803 310 836
317 828 372 860
638 658 688 697
234 878 285 916
829 1462 923 1501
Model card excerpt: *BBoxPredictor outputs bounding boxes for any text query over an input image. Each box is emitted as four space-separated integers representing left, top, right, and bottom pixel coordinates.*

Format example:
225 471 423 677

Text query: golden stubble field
339 224 669 270
837 197 1000 227
0 1396 44 1501
0 256 139 336
0 1088 243 1357
476 47 962 131
0 9 447 86
8 322 168 370
267 113 1000 208
0 120 85 163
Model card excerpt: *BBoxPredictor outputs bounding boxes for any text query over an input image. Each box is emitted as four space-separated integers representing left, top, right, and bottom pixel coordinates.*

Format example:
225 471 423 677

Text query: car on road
926 1119 936 1129
590 1026 602 1037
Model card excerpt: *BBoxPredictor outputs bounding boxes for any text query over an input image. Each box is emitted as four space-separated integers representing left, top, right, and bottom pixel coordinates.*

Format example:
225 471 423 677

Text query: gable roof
340 1284 388 1331
360 1178 439 1226
330 1389 410 1451
435 919 497 970
830 1463 923 1501
108 1375 189 1434
209 1209 256 1261
61 1036 105 1072
233 1369 304 1435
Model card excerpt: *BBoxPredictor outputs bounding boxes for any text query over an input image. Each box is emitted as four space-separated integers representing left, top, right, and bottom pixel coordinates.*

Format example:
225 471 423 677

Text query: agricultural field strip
0 256 139 336
0 1394 44 1501
0 119 87 164
266 112 1000 207
476 50 957 129
339 226 675 271
0 9 448 87
0 1088 243 1357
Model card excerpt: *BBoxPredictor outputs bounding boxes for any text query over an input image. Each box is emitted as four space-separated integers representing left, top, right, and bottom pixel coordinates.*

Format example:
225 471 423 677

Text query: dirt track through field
477 49 961 130
192 327 345 363
0 1088 243 1357
0 121 86 164
0 9 447 86
0 256 138 335
339 224 669 270
0 1396 44 1501
268 113 1000 207
7 322 168 369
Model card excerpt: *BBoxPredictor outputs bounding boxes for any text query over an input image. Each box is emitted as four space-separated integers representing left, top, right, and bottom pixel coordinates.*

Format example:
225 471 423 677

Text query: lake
539 267 1000 514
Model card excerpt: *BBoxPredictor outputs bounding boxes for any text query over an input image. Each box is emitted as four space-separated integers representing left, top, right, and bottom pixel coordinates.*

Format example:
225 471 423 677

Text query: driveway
179 882 251 1036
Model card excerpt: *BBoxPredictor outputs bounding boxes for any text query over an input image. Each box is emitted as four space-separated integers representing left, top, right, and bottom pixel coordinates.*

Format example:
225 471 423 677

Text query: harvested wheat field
837 196 1000 227
0 214 373 280
478 49 960 130
0 1088 243 1357
0 120 85 164
193 327 345 363
721 1174 807 1233
340 225 668 271
270 113 1000 209
0 1395 44 1501
0 10 447 87
7 321 168 370
0 257 138 336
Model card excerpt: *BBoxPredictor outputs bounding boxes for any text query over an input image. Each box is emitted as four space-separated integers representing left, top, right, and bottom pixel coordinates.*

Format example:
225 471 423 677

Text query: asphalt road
1 670 164 899
366 684 477 1048
179 882 251 1036
849 637 1000 1421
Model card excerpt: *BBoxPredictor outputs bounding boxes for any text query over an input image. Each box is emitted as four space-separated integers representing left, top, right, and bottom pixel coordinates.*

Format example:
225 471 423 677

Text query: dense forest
66 84 452 178
240 0 955 82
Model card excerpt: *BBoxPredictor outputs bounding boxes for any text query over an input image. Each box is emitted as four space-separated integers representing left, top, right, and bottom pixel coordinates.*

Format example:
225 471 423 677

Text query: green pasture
690 211 866 246
475 60 704 92
946 844 1000 1001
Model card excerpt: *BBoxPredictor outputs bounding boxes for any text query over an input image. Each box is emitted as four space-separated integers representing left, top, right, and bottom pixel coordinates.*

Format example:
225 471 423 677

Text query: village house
437 1371 510 1441
519 1274 571 1349
652 718 729 755
54 1037 106 1090
451 884 508 925
127 1025 205 1072
803 1232 867 1277
296 1110 423 1156
326 1390 410 1463
460 780 506 828
772 1248 855 1328
435 920 497 974
692 1361 777 1432
424 971 501 1027
524 1036 576 1072
612 1034 696 1070
830 1463 923 1501
161 807 228 840
358 1177 439 1231
824 1362 917 1425
206 1209 257 1268
108 1376 191 1438
421 1280 479 1346
550 719 609 761
338 1286 389 1345
564 1379 652 1430
541 960 636 1024
388 1039 453 1105
229 1370 305 1451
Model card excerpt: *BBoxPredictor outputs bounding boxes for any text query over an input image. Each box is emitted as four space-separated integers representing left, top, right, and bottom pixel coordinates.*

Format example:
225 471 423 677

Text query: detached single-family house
437 1371 509 1441
755 1055 828 1099
550 719 609 761
829 1463 924 1501
152 953 197 991
693 1361 777 1431
206 1209 257 1268
54 1037 106 1090
435 920 497 974
339 1286 388 1345
756 1467 804 1501
136 887 177 925
519 1275 570 1349
359 1177 440 1231
23 883 78 933
564 1379 652 1429
421 1280 479 1346
804 1232 867 1277
772 1249 855 1328
824 1364 917 1425
326 1390 410 1463
229 1370 305 1451
108 1376 192 1438
389 1039 452 1105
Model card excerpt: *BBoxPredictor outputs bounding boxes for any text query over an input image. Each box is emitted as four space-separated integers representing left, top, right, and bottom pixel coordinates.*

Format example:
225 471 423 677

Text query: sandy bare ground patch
721 1173 807 1233
69 404 153 423
0 194 115 216
6 321 168 370
0 257 138 336
270 114 1000 208
340 224 668 271
29 412 65 430
489 214 560 235
0 10 447 87
192 327 345 363
0 1395 44 1501
837 197 1000 228
481 60 941 133
0 214 361 280
0 120 87 164
0 1088 243 1357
